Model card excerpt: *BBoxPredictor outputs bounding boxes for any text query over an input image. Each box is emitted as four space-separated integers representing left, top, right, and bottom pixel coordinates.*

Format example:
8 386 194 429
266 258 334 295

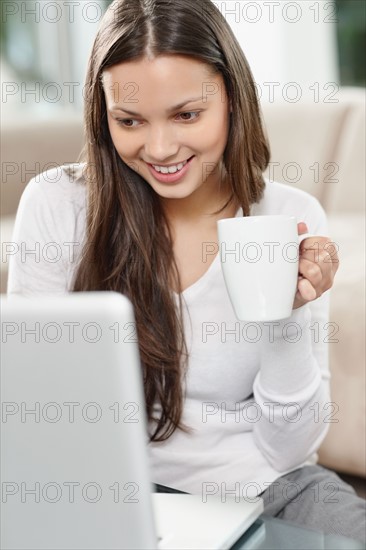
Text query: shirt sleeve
252 194 333 472
6 169 85 297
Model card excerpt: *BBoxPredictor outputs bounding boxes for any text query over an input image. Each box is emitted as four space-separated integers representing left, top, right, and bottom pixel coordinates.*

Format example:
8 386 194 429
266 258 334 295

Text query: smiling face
103 55 232 211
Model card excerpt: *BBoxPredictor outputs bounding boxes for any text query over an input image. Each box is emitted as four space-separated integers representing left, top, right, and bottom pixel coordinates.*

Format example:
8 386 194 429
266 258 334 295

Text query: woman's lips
146 156 195 183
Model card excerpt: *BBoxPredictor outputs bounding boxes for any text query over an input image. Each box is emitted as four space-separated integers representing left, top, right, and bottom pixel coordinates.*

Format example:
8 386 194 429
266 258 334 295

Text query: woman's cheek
110 132 134 161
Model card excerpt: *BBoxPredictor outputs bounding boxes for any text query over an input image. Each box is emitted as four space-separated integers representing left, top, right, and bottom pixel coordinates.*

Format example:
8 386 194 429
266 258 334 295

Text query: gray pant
154 465 366 543
260 465 365 544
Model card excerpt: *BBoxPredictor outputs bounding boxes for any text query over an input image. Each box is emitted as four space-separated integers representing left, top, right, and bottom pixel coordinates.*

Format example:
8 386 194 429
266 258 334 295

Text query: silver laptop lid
1 291 158 549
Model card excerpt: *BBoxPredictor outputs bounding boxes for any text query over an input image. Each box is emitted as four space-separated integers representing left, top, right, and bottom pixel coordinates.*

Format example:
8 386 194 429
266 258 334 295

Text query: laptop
1 292 263 549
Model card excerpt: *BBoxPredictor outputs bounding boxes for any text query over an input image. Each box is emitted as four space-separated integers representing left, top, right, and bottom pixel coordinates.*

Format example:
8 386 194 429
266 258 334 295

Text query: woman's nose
144 125 179 162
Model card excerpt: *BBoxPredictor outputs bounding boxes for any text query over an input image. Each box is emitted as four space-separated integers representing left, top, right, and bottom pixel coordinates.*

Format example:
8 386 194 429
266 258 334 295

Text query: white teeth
152 159 188 174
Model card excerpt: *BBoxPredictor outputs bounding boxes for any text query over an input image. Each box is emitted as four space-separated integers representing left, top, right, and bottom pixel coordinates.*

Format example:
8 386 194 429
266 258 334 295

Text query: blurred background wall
1 0 365 119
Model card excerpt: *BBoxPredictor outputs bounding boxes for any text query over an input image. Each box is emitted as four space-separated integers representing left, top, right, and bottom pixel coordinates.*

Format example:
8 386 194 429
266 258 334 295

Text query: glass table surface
231 515 365 550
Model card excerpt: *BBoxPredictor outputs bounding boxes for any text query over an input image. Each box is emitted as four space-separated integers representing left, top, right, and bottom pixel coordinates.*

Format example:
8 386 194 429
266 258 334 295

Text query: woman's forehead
102 55 226 106
102 54 217 82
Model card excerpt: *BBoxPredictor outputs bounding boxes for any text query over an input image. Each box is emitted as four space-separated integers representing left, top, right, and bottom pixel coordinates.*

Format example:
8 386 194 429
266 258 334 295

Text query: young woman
8 0 365 542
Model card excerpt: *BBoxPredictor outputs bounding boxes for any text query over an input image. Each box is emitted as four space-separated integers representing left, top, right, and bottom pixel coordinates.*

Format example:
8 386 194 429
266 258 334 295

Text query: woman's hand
293 222 339 310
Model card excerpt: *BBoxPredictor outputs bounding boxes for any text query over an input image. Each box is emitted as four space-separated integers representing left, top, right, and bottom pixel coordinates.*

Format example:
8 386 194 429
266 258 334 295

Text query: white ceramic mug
217 215 311 322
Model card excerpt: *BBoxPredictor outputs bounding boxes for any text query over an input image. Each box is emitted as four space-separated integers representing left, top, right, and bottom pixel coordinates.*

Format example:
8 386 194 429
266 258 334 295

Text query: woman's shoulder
257 177 323 210
14 163 88 245
9 164 88 296
251 178 327 232
251 178 328 233
21 162 87 211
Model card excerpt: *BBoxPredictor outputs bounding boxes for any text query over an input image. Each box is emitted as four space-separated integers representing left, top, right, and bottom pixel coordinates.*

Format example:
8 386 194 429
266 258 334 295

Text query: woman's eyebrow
110 96 204 116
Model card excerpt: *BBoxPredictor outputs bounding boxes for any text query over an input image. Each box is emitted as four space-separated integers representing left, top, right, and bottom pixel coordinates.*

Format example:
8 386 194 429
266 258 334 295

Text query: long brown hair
71 0 270 441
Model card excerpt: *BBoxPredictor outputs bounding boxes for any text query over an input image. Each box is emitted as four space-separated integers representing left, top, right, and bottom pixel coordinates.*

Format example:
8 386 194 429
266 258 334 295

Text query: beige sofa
1 87 365 479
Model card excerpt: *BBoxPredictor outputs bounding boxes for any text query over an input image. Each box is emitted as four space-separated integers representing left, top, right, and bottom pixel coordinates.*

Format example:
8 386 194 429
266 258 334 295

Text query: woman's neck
160 175 239 227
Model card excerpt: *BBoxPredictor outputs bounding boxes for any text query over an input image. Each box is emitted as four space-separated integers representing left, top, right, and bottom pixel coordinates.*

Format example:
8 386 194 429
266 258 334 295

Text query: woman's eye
115 118 139 128
177 111 200 121
115 111 200 128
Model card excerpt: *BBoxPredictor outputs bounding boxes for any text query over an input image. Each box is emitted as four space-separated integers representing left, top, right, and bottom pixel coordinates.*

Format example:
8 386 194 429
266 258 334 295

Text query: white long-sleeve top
7 165 331 497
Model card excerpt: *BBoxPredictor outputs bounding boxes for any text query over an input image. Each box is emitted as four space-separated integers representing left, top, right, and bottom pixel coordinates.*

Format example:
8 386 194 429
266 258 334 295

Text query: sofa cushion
325 89 366 214
0 115 84 217
260 99 349 205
